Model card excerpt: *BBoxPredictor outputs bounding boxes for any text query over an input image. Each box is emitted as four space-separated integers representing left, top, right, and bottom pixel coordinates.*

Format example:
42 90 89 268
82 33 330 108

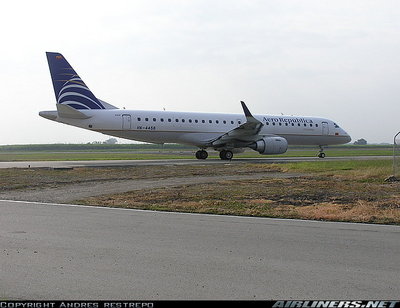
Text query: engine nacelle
250 137 288 155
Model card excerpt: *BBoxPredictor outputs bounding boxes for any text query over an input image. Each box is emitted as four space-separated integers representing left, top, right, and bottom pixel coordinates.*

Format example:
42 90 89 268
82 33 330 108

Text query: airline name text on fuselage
263 117 314 124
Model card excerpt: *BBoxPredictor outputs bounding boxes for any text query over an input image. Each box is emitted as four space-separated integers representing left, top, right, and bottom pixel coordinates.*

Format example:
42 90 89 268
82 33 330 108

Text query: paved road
1 200 399 300
0 156 391 169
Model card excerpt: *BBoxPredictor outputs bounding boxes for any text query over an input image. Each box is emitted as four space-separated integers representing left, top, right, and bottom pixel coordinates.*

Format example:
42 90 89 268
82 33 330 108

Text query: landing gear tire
195 150 208 160
318 146 326 158
219 150 233 160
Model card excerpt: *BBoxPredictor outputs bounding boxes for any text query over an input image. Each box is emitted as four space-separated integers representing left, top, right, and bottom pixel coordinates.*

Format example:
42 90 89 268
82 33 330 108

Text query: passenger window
161 118 164 122
195 120 198 123
182 119 185 123
153 118 156 122
216 120 219 124
175 119 179 122
231 121 234 124
223 120 226 124
202 120 205 123
209 120 212 123
315 124 318 127
168 119 171 122
137 117 141 121
145 118 149 121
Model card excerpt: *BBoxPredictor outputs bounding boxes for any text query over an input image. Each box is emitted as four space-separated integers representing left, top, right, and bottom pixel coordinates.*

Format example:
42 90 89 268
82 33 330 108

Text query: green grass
282 159 392 183
239 149 392 158
283 159 390 172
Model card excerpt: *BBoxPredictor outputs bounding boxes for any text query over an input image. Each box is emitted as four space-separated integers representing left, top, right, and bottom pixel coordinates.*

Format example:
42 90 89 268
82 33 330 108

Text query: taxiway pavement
0 156 391 169
1 200 399 299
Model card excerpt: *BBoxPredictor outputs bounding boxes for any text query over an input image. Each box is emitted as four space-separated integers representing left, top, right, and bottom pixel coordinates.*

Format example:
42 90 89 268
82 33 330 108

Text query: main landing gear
318 146 326 158
219 150 233 160
195 149 234 160
195 150 208 160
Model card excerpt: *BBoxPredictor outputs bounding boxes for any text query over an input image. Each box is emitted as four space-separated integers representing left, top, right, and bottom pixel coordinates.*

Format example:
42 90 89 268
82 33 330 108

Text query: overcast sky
1 0 399 145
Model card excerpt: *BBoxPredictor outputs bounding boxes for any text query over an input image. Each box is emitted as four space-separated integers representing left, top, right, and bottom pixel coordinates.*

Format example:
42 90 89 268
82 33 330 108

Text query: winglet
241 101 253 118
210 101 263 146
240 101 261 125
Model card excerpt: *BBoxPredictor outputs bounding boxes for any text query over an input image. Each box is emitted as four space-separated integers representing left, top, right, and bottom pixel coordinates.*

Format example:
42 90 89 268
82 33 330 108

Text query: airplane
40 52 351 160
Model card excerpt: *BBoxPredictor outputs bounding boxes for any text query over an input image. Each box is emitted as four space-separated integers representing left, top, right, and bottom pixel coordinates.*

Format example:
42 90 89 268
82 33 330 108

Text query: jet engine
249 137 288 155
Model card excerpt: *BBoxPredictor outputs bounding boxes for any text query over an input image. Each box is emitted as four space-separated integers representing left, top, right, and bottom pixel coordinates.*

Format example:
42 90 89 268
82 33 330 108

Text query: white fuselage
40 109 351 148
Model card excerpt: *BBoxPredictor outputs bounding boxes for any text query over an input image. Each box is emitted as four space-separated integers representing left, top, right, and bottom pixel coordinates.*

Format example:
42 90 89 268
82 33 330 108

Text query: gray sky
1 0 399 144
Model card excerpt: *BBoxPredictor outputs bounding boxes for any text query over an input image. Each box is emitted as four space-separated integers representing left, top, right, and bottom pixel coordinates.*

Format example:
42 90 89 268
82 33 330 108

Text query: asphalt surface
1 200 399 299
0 156 392 169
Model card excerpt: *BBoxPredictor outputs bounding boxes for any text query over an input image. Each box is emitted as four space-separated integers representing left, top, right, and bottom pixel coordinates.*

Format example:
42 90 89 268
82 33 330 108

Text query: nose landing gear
318 146 326 158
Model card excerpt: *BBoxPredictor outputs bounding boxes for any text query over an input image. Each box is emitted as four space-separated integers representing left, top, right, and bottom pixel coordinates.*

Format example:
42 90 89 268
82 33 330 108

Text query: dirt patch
0 164 296 203
78 177 400 225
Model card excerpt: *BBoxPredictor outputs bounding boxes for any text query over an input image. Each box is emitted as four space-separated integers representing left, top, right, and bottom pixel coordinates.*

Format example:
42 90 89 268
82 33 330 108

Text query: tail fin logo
57 76 105 110
46 52 105 110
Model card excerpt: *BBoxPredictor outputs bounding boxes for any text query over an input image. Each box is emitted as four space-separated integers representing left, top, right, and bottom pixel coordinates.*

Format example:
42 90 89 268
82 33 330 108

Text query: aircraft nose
338 128 351 143
344 133 351 143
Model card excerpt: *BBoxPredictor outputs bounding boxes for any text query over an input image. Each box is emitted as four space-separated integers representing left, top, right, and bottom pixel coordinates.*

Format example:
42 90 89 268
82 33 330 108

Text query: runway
0 155 391 169
1 200 399 299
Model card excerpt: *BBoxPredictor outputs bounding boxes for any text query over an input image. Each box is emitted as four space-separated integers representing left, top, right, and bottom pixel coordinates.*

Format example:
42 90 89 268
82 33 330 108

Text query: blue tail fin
46 52 106 110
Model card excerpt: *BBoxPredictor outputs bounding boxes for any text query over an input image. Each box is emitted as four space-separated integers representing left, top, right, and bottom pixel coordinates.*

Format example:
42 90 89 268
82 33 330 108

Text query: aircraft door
322 121 329 135
122 114 132 130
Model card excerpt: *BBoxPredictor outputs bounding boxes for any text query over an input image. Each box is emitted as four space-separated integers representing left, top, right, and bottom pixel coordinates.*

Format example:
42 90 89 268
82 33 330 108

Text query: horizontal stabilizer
39 110 58 121
57 103 92 119
98 99 119 109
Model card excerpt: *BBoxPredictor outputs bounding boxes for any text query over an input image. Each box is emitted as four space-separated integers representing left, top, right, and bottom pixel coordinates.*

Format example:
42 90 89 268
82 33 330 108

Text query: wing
210 101 264 148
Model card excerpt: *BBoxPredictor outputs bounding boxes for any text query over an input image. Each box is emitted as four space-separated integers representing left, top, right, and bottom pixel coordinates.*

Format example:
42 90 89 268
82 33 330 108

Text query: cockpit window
334 123 340 128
